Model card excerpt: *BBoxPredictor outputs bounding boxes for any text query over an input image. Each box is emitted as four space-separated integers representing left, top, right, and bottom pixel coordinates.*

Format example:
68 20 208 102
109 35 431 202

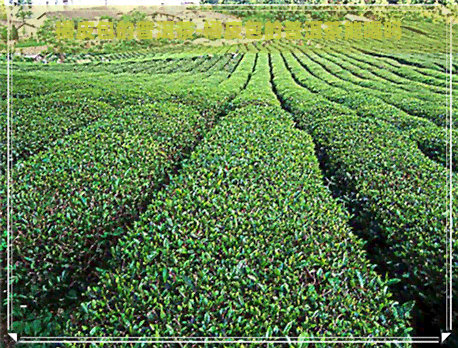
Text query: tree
36 17 57 44
14 0 32 37
0 25 7 43
0 2 7 20
120 10 147 25
11 24 19 40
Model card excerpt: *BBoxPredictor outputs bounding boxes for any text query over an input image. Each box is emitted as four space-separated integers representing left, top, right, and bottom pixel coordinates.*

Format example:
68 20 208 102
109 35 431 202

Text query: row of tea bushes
127 54 241 94
303 49 450 128
352 47 451 73
358 51 453 85
269 53 355 128
0 96 114 168
82 48 194 64
2 47 224 79
325 48 458 111
142 53 253 112
217 53 256 98
7 54 256 337
138 54 247 107
272 52 425 132
165 52 242 82
158 55 221 75
298 50 457 171
133 54 219 75
10 102 209 311
276 50 457 172
332 48 458 91
1 76 170 168
0 69 99 99
318 49 449 100
408 125 457 171
334 25 449 66
66 104 412 340
192 54 233 74
309 115 457 344
279 51 457 170
97 58 179 75
281 48 417 127
232 54 280 108
154 52 231 75
28 70 218 115
2 54 246 169
364 22 444 53
268 52 456 340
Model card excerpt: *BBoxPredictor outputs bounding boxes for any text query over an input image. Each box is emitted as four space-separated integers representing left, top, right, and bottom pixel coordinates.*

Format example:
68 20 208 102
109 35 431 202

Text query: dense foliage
1 16 455 347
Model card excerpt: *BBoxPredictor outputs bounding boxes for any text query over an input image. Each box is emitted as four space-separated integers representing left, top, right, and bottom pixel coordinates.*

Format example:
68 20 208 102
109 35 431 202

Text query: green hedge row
9 102 207 311
357 52 452 84
319 49 449 100
139 54 245 105
164 52 241 82
269 53 355 128
99 58 176 75
135 55 214 75
340 47 458 95
121 54 239 90
65 105 412 340
7 54 255 337
295 49 457 170
282 50 421 125
274 51 411 129
151 53 231 75
0 70 98 99
279 49 456 170
2 67 234 170
137 53 251 111
232 54 279 108
192 54 232 74
280 51 457 171
352 47 450 73
268 52 456 339
308 115 457 341
218 53 256 98
408 125 457 171
9 53 239 127
0 96 114 167
409 64 454 83
333 48 458 91
343 27 448 57
303 49 449 127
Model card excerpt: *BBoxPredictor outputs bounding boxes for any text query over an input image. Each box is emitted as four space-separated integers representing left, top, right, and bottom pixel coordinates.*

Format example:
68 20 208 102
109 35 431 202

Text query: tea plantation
1 19 457 348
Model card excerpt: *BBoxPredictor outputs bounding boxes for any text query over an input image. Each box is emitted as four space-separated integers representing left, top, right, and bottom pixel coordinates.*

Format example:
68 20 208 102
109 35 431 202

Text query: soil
16 45 49 54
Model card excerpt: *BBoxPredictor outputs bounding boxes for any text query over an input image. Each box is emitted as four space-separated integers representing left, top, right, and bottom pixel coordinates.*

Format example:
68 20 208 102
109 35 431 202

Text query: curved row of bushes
233 54 279 108
269 52 456 344
309 115 457 341
352 47 451 73
281 50 431 128
332 48 458 90
0 96 114 168
269 53 355 127
318 48 449 99
10 102 207 311
5 54 257 338
303 49 450 127
0 53 246 172
65 104 412 341
277 50 457 171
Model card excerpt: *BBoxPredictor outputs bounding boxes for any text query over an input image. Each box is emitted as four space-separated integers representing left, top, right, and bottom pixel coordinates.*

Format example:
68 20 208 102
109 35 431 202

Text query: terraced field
1 19 457 347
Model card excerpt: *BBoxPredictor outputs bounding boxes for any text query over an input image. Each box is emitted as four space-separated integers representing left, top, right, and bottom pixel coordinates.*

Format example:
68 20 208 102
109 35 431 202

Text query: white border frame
3 3 452 345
